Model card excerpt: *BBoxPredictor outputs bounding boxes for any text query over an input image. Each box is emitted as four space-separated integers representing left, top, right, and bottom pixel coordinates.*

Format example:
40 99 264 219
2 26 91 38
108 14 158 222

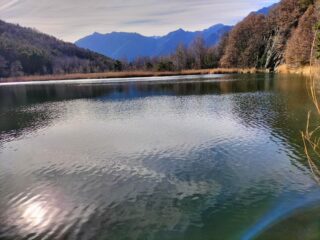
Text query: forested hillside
0 0 318 78
220 0 319 69
125 0 318 72
0 20 116 78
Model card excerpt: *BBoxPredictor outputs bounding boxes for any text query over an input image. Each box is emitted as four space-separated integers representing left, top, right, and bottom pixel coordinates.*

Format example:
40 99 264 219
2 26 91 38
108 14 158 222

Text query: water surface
0 74 319 239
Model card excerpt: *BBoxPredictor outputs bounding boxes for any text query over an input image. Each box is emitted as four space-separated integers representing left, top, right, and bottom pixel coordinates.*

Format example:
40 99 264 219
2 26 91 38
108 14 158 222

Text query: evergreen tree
0 55 8 77
10 61 24 77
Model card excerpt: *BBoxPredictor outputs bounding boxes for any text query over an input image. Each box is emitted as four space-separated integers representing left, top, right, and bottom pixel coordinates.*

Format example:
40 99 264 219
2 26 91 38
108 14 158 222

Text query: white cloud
0 0 279 42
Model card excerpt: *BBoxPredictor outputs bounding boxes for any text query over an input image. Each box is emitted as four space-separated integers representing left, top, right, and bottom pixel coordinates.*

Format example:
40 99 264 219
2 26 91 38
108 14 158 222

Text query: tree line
123 0 318 71
0 0 318 78
119 34 228 72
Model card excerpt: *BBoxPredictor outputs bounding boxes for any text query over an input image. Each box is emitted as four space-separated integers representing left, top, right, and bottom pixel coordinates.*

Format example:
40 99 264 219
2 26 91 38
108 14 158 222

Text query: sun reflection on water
6 188 66 237
21 201 48 228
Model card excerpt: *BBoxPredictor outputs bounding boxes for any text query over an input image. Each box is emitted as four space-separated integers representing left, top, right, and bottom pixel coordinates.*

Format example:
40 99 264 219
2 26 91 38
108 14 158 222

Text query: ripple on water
0 75 319 239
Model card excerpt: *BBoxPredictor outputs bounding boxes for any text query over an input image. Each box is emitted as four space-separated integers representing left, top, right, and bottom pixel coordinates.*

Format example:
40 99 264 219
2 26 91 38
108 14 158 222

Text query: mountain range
75 24 232 61
75 4 277 61
0 2 281 79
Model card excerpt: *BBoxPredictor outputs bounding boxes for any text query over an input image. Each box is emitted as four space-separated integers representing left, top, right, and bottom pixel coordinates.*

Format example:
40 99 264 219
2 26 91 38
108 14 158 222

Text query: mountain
0 20 116 78
75 24 232 61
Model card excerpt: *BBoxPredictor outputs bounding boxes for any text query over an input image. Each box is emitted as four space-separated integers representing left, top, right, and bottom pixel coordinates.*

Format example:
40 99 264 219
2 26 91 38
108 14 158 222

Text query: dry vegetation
0 0 318 82
285 5 318 67
0 68 264 83
301 8 320 182
276 64 319 76
220 13 268 68
126 0 317 73
301 63 320 183
220 0 317 69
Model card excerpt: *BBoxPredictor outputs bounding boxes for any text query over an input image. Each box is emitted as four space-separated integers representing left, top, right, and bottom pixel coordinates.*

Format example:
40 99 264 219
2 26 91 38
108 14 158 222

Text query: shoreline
0 66 316 84
0 68 263 83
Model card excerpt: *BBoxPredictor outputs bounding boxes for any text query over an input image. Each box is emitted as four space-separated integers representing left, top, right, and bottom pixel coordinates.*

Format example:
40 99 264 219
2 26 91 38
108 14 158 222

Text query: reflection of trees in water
0 75 278 109
0 105 60 146
0 74 311 153
0 75 277 144
230 74 312 165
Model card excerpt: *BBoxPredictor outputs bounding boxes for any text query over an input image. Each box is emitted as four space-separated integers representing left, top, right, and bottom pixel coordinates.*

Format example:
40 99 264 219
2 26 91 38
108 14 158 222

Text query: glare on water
0 74 320 239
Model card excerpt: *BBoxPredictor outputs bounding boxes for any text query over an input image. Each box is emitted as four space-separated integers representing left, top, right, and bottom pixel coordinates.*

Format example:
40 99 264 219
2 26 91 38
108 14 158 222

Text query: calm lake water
0 74 320 239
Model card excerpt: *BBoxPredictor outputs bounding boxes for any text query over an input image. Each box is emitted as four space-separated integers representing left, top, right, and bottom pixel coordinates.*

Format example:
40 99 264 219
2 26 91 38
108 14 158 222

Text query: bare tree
172 43 188 70
190 36 207 69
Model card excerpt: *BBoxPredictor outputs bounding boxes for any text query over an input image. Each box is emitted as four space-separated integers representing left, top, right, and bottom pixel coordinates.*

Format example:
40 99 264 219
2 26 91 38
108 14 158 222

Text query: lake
0 74 319 239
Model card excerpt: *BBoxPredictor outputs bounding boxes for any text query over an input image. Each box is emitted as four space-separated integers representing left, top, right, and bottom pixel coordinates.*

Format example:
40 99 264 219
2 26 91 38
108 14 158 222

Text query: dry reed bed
301 24 320 183
277 64 320 76
301 62 320 183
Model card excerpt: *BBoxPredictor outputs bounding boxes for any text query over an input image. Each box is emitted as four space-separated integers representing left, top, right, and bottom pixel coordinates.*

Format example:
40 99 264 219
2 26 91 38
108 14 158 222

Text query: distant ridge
75 24 232 61
75 3 278 61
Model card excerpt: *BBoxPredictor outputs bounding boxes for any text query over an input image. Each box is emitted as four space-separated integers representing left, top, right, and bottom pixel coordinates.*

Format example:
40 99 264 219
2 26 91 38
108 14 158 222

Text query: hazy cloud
0 0 279 42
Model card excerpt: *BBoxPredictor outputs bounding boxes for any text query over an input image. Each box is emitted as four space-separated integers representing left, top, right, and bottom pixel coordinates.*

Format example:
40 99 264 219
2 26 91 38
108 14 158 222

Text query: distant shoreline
1 66 315 84
0 68 266 83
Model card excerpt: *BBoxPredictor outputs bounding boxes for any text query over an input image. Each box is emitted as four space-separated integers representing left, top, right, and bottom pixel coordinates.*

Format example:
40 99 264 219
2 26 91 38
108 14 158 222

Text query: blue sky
0 0 279 42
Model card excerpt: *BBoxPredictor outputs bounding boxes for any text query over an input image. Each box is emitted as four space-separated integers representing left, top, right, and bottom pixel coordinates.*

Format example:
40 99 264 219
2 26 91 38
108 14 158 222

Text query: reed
277 64 320 76
301 26 320 183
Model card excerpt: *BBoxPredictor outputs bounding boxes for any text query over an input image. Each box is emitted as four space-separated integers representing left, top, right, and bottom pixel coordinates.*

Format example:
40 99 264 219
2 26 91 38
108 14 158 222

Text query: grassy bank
0 68 264 83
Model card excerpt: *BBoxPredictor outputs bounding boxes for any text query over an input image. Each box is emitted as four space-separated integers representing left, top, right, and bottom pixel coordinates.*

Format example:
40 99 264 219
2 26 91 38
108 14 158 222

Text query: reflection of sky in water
0 75 319 239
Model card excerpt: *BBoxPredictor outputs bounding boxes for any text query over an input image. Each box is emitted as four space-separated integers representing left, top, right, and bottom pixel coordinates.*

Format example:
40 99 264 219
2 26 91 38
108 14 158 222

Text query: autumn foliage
139 0 319 72
220 14 268 68
285 5 318 67
0 0 318 78
220 0 318 69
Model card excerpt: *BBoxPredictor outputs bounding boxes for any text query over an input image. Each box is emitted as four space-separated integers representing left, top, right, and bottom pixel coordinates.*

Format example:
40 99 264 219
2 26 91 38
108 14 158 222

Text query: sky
0 0 279 42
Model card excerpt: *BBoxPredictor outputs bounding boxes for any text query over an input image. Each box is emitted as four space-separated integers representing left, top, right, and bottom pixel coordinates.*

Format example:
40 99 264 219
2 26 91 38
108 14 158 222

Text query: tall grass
301 25 320 183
